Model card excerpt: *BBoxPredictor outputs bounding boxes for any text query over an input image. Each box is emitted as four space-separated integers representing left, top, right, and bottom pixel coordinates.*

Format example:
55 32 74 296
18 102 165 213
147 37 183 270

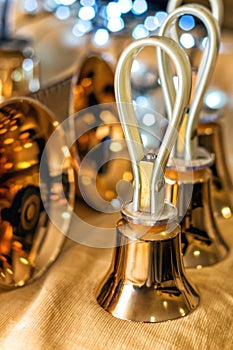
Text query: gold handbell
97 36 199 322
97 217 199 322
167 0 232 219
165 152 228 268
69 55 134 211
198 120 233 219
158 4 229 268
0 97 75 288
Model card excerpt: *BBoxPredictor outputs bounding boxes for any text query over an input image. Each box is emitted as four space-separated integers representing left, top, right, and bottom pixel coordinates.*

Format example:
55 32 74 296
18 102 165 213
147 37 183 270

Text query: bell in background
158 4 229 268
0 97 75 288
0 0 40 101
167 0 233 220
198 116 233 219
69 55 134 212
69 53 169 212
165 155 228 268
97 36 199 322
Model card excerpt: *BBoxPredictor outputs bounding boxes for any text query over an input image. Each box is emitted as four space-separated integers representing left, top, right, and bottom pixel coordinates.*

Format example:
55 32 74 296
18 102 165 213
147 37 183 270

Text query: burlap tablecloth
0 203 232 350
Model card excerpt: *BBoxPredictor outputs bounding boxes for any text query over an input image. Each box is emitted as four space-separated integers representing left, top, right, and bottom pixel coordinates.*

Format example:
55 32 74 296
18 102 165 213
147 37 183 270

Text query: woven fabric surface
0 206 232 350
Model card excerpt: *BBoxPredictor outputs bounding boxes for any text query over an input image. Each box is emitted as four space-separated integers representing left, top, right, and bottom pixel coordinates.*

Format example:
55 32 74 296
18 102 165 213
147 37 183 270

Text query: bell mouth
96 218 199 323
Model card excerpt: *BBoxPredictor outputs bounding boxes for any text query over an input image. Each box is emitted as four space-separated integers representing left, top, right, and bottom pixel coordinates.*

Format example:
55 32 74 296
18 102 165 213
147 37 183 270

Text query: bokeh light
132 24 149 39
179 15 195 31
180 33 196 49
93 28 110 46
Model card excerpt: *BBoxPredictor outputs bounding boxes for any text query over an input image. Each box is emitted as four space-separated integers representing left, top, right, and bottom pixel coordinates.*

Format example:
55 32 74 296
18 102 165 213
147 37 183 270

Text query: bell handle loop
167 0 224 27
115 36 191 214
158 4 220 160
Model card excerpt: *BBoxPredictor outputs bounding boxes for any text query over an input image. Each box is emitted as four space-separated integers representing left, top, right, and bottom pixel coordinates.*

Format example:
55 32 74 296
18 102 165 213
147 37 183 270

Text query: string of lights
20 0 201 47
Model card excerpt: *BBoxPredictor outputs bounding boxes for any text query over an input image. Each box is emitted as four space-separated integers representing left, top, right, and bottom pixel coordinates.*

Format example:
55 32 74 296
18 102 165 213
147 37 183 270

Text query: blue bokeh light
179 15 195 31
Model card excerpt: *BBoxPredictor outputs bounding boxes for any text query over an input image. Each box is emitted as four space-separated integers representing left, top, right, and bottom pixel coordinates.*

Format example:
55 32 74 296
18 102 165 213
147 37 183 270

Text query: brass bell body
165 158 229 268
97 216 199 322
198 121 233 219
0 97 75 288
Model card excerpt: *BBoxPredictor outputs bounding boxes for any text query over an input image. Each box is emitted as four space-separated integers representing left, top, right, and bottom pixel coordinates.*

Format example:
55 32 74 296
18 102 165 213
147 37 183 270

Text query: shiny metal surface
97 37 199 323
115 36 191 216
0 39 40 100
0 97 75 288
165 161 229 268
70 55 133 210
158 4 220 160
198 121 233 218
97 219 199 322
0 0 40 100
71 55 115 114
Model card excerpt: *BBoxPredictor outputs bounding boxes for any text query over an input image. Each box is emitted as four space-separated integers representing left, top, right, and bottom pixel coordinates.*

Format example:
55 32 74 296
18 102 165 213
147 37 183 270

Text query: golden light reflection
53 121 59 127
221 206 232 219
17 280 25 287
83 113 95 125
163 301 168 309
19 257 29 265
0 128 7 135
10 125 18 131
123 171 133 182
14 146 22 152
96 125 110 140
19 132 30 140
100 110 117 123
104 190 115 200
17 161 31 169
0 272 6 279
13 241 23 251
179 308 186 317
10 119 17 126
109 141 123 153
81 77 92 88
4 162 13 170
160 231 167 236
81 175 92 186
193 250 200 257
6 268 13 275
114 287 132 316
24 142 33 149
0 223 13 255
3 138 14 145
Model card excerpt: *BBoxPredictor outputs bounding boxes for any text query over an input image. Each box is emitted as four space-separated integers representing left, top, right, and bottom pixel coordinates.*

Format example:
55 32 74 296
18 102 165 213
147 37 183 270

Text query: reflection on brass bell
0 97 75 288
166 0 232 220
71 55 115 114
165 154 229 268
159 5 229 267
198 121 233 219
0 0 40 100
97 36 199 322
70 55 133 211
